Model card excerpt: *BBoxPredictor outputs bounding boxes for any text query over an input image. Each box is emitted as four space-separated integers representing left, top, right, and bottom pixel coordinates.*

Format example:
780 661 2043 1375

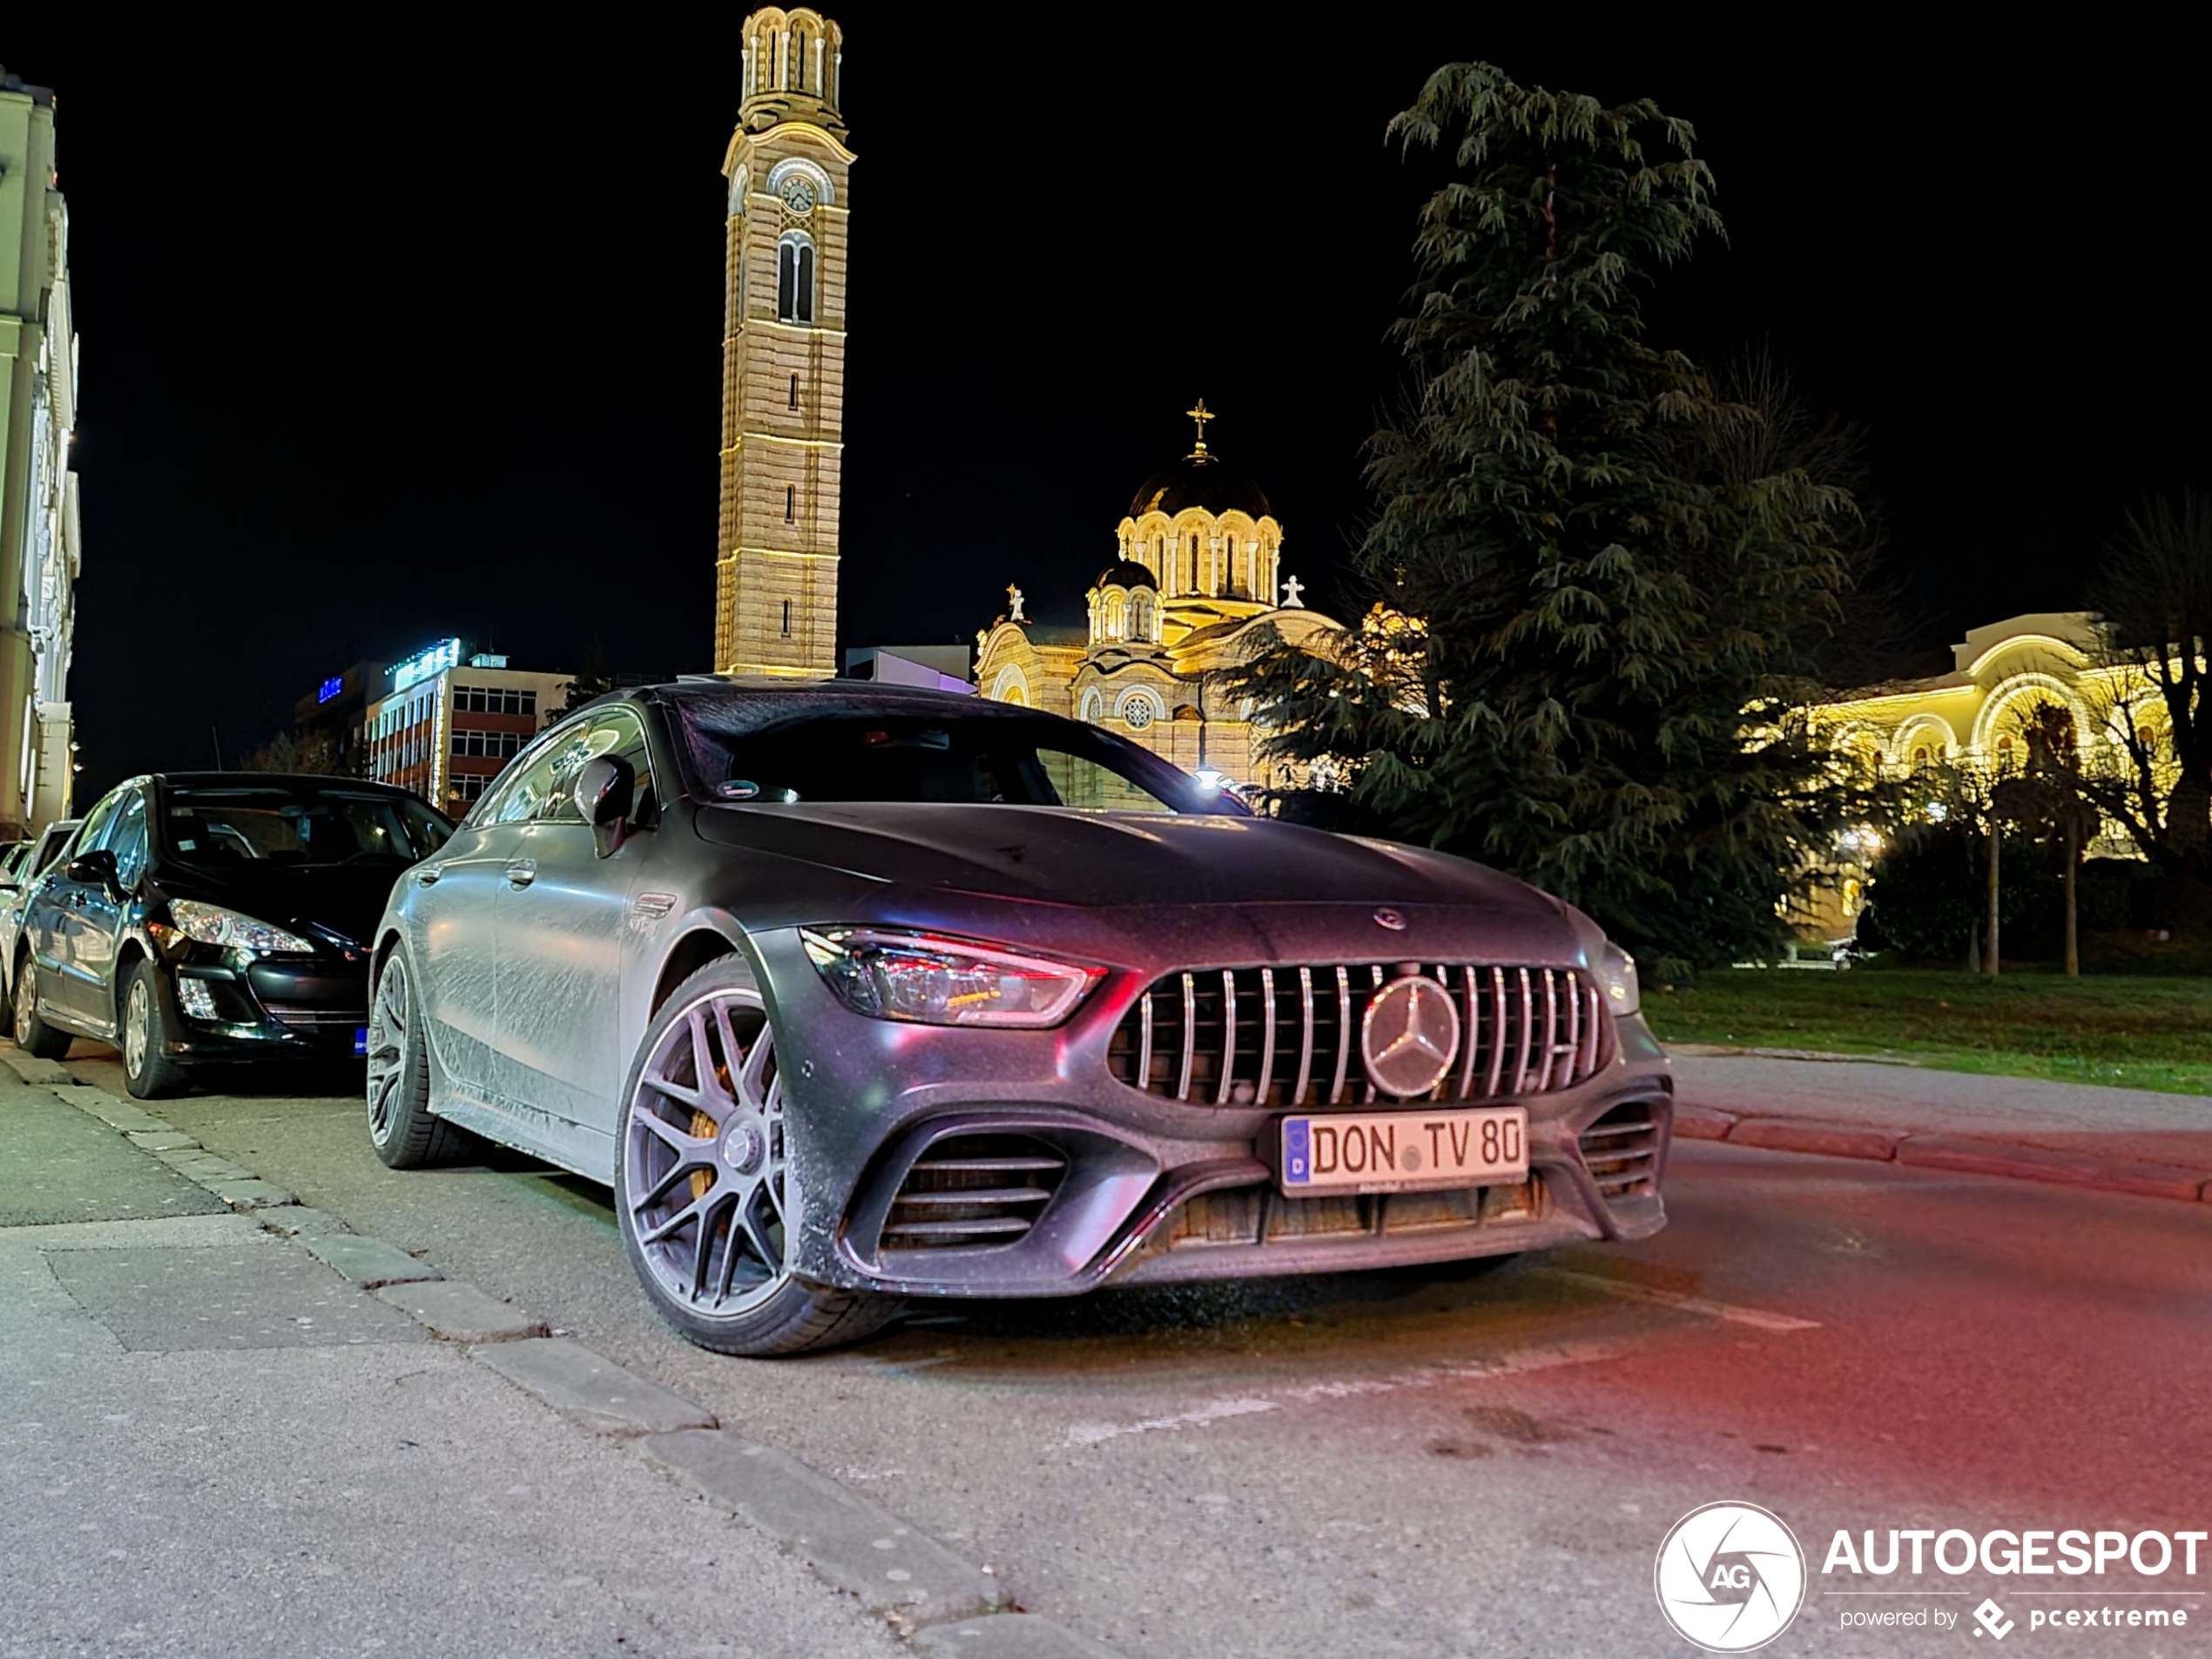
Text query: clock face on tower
779 176 818 213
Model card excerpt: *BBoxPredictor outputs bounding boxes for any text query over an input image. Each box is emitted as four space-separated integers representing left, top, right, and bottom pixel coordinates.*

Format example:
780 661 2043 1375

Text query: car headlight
168 900 314 955
1595 941 1640 1017
802 928 1103 1028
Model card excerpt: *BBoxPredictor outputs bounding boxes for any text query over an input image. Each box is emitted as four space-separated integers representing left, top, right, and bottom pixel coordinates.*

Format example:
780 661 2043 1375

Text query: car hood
156 862 403 948
696 803 1568 919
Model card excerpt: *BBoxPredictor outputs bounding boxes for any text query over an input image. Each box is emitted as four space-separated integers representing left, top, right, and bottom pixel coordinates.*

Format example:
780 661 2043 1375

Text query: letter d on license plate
1279 1106 1527 1195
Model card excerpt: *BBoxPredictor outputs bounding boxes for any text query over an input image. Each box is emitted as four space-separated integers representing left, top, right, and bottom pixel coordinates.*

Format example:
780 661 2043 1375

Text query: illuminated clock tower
715 8 852 677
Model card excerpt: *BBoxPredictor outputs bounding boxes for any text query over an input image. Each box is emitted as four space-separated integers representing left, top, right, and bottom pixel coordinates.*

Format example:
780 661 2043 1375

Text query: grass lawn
1642 968 2212 1096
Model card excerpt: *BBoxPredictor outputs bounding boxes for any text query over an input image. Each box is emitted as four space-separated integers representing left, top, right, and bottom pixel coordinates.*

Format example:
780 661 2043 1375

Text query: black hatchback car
11 772 453 1096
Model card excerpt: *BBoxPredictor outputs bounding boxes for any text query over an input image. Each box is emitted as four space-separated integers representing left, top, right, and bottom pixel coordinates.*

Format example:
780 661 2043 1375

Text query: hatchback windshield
673 707 1236 815
162 787 453 866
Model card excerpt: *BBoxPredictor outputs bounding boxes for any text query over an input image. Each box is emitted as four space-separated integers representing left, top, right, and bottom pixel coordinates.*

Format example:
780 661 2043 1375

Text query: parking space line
1062 1337 1628 1447
1536 1268 1821 1332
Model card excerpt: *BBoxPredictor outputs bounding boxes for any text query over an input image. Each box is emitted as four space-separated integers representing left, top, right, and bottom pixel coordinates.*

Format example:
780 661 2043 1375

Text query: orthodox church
972 403 1341 787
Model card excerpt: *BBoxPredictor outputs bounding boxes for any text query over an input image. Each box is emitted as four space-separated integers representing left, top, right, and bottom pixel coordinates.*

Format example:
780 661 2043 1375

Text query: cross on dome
1186 399 1216 458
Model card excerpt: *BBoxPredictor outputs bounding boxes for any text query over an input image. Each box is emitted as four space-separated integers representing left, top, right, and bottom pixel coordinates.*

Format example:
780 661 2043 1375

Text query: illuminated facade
1803 611 2161 938
714 7 852 678
973 405 1340 788
1 69 80 837
364 643 571 819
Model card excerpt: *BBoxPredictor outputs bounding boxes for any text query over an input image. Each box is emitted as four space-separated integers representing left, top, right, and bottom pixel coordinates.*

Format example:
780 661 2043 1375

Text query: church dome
1126 453 1271 521
1093 559 1157 590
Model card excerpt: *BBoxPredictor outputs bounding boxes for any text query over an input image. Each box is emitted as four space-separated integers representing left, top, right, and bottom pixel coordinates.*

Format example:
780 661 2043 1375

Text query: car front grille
262 1003 369 1030
1579 1102 1662 1201
1108 964 1608 1106
880 1134 1068 1252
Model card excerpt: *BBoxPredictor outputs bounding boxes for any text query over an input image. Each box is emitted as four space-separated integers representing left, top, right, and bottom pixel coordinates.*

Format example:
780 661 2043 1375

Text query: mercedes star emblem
1359 974 1461 1098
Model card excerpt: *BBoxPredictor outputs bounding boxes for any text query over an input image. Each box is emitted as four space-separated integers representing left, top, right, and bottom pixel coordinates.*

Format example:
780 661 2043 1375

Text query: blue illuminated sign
317 676 344 705
391 638 463 693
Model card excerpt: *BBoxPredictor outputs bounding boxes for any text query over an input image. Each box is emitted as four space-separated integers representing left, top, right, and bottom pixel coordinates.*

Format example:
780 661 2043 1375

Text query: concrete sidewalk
0 1058 913 1658
1670 1049 2212 1204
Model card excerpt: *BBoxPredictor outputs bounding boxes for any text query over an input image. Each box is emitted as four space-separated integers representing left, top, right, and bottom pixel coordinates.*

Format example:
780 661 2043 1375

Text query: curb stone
375 1279 549 1343
205 1177 298 1211
642 1428 1001 1623
300 1232 443 1288
1689 1106 2212 1206
0 1050 73 1084
257 1206 353 1238
1893 1135 2209 1203
1727 1118 1905 1162
476 1338 718 1437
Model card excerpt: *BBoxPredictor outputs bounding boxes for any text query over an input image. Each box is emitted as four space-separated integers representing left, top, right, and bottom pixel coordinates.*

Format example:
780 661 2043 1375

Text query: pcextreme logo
1655 1501 1808 1652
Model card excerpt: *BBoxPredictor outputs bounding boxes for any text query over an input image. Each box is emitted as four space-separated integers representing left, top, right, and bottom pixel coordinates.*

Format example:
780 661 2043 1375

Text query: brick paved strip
644 1427 1001 1622
301 1233 442 1288
477 1338 716 1437
912 1614 1126 1658
1727 1118 1904 1162
1671 1106 1737 1142
1894 1136 2211 1203
376 1280 549 1344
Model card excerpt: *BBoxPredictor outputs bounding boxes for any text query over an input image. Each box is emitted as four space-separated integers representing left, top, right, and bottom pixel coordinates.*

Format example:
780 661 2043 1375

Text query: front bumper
164 949 372 1064
761 929 1673 1298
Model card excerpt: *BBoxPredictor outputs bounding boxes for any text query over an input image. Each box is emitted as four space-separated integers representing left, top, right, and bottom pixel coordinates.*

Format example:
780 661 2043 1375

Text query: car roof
146 771 420 795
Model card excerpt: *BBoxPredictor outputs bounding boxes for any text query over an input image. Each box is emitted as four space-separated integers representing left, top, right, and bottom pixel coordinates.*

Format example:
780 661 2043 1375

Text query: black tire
365 948 470 1168
616 956 899 1357
119 960 190 1099
12 948 71 1060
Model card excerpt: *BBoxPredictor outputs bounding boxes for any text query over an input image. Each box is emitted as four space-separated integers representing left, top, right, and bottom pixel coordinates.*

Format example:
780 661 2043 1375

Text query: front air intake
1579 1103 1662 1202
880 1134 1067 1252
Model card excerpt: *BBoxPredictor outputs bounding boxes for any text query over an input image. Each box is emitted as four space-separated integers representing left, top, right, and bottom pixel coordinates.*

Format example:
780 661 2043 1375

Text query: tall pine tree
1227 65 1872 976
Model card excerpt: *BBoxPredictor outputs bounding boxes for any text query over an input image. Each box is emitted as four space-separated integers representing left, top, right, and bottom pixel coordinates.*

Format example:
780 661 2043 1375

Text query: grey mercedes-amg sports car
366 680 1671 1355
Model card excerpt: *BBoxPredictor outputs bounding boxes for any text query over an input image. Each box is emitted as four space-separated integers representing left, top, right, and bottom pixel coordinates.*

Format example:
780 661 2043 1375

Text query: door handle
415 866 442 887
504 860 537 888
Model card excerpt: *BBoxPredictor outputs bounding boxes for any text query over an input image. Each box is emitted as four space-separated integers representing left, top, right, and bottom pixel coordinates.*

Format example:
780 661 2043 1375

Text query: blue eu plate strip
1282 1117 1312 1185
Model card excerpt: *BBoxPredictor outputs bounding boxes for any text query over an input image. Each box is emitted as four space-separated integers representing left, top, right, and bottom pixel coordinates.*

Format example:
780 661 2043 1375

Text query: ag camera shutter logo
1655 1501 1807 1651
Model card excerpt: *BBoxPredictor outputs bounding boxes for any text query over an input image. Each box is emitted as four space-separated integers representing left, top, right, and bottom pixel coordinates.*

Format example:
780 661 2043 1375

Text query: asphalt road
50 1050 2212 1656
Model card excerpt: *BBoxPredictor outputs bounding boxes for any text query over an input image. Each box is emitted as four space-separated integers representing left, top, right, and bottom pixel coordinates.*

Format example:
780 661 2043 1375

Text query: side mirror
66 848 119 892
575 755 637 859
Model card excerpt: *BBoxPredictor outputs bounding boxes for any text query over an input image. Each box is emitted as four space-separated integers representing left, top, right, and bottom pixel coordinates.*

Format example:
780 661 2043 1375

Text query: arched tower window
778 232 816 325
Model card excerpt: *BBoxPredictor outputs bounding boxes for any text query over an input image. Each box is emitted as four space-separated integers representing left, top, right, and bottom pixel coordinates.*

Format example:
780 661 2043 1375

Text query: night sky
10 12 2205 800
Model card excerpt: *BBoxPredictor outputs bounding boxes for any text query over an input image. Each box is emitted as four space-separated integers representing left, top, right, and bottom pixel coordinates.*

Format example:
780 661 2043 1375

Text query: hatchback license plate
1279 1106 1527 1195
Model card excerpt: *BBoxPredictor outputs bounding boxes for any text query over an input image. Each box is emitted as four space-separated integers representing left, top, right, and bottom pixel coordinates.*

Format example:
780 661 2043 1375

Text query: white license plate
1279 1107 1528 1195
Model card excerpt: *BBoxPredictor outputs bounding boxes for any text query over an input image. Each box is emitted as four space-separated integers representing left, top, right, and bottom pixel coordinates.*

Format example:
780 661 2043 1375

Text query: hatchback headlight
1595 942 1640 1017
169 900 314 955
802 928 1102 1028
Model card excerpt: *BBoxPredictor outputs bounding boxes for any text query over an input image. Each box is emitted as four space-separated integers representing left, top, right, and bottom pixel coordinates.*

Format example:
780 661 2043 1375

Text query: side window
540 710 648 826
108 792 152 890
477 719 589 828
71 792 123 861
591 707 655 812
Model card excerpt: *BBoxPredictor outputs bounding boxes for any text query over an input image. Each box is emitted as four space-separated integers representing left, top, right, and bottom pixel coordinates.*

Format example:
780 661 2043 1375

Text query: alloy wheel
124 979 152 1079
366 957 411 1143
624 988 790 1317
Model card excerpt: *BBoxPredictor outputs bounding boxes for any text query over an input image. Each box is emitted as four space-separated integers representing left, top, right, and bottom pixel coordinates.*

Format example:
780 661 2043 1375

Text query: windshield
162 787 454 867
672 705 1240 815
